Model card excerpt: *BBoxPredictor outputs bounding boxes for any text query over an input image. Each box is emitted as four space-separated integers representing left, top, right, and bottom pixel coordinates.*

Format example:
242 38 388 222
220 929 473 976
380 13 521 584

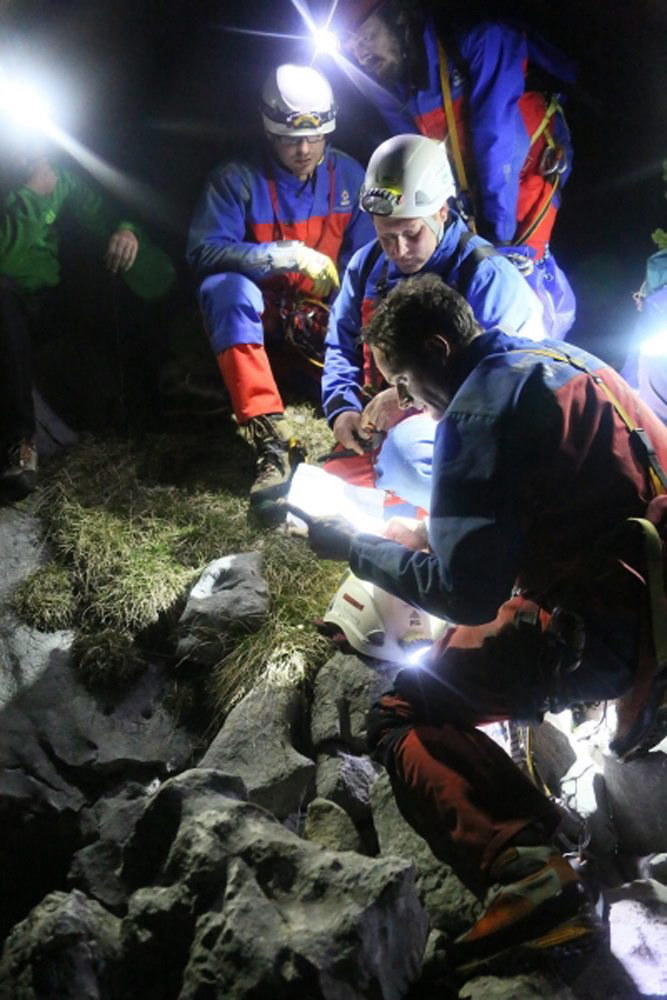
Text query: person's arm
186 160 338 294
321 249 369 425
334 155 377 277
458 22 531 245
350 364 550 623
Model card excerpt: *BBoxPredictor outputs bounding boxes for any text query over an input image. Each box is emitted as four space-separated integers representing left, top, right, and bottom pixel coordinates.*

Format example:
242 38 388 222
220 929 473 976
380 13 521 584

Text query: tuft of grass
16 403 343 718
71 628 147 695
11 564 76 632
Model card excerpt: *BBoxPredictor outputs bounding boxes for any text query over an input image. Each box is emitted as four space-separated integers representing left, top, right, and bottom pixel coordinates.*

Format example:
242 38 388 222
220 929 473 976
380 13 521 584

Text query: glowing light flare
312 28 341 55
639 327 667 358
0 75 54 134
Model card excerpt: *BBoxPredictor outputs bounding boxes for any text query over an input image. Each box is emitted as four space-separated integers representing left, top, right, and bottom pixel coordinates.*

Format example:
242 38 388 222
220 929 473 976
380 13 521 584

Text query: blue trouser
198 273 266 353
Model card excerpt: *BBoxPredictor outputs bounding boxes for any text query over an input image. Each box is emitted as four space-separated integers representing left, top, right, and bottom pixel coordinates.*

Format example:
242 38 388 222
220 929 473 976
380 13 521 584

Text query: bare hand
24 158 58 197
105 228 139 273
360 387 404 435
332 410 371 455
383 517 429 550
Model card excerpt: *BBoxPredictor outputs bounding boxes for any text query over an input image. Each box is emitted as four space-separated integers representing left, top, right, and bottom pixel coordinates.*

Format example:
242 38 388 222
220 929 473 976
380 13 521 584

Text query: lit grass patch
11 564 76 632
211 532 343 711
19 404 343 715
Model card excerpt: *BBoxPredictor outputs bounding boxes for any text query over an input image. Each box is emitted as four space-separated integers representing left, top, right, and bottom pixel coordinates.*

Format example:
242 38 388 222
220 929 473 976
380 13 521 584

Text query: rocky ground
1 494 667 999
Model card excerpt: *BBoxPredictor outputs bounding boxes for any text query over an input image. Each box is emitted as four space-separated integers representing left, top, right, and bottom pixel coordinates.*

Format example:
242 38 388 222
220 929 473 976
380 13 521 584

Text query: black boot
242 414 305 511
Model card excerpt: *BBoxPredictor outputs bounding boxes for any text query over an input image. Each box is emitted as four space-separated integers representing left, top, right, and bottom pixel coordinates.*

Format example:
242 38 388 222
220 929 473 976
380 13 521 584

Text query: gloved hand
281 503 358 561
293 245 339 298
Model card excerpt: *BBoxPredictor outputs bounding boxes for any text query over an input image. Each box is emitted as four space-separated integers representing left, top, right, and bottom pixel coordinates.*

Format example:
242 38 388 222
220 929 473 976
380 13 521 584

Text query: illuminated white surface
287 463 386 535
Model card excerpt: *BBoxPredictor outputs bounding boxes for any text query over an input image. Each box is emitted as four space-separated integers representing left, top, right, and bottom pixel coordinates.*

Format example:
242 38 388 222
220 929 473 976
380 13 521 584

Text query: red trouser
367 596 572 896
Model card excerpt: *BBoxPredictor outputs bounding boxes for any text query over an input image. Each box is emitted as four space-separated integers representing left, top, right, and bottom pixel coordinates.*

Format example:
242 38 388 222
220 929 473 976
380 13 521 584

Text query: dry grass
12 404 342 716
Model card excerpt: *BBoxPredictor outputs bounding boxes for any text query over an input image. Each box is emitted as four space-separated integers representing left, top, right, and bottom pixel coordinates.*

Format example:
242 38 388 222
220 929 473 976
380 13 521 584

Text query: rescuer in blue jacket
322 133 545 511
187 64 374 509
296 273 667 975
332 0 577 338
334 0 575 258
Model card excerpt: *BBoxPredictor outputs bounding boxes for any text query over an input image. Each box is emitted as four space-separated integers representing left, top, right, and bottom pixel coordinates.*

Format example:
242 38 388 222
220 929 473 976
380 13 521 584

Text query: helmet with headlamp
261 64 336 138
360 134 456 218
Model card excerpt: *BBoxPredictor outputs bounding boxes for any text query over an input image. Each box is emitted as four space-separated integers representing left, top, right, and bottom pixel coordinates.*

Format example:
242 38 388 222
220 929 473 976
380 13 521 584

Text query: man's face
270 133 326 180
373 210 445 274
372 345 451 421
345 14 402 83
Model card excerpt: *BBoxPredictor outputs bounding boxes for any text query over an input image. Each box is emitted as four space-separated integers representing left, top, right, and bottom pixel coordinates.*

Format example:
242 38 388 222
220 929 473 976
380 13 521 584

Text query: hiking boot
451 845 596 975
0 439 38 499
609 665 667 760
242 414 305 511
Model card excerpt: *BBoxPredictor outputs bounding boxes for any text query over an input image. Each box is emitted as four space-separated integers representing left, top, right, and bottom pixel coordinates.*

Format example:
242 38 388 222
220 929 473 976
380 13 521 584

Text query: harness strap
529 94 561 147
437 40 476 234
267 156 336 250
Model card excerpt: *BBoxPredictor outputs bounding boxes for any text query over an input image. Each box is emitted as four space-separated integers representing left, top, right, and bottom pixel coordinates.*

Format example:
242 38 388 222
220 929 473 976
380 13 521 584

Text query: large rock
310 651 400 753
0 889 121 1000
175 552 270 666
0 505 193 939
303 797 363 854
200 677 315 819
603 750 667 855
118 768 428 1000
370 772 479 937
315 747 381 824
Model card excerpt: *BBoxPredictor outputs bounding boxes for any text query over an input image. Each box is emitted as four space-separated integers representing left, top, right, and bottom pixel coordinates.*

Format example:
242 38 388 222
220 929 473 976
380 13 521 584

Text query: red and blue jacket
187 145 374 305
348 329 667 627
322 211 545 425
368 18 575 253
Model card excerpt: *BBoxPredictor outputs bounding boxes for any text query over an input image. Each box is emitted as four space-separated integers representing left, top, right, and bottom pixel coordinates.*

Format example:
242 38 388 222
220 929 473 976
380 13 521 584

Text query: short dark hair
362 273 480 370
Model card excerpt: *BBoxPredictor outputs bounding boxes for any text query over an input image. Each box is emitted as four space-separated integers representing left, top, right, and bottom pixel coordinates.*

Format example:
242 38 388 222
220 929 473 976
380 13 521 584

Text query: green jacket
0 163 175 300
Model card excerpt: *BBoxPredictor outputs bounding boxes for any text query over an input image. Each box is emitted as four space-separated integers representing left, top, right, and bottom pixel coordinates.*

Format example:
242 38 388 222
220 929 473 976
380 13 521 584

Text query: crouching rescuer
187 64 374 510
292 273 667 974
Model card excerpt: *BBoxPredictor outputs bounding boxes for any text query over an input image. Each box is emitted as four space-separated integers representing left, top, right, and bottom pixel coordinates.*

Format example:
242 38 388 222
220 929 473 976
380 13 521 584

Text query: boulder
304 797 363 853
315 747 381 824
175 552 270 666
310 651 400 753
118 768 428 999
0 889 121 1000
200 677 315 819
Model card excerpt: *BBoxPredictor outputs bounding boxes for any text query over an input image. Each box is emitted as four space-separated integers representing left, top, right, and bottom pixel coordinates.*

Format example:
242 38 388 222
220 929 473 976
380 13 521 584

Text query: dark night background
3 0 667 368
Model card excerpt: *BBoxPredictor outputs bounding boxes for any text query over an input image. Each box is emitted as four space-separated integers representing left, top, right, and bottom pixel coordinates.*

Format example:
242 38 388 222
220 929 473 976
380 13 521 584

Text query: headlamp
360 185 403 216
263 105 336 131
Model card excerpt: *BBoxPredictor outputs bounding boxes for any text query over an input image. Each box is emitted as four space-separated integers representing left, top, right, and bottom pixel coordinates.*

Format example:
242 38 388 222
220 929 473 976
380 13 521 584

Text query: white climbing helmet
360 134 456 218
322 569 448 663
261 64 336 137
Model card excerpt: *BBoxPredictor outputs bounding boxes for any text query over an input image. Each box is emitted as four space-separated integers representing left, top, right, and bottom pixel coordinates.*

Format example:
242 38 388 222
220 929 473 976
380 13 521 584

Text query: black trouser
0 278 42 454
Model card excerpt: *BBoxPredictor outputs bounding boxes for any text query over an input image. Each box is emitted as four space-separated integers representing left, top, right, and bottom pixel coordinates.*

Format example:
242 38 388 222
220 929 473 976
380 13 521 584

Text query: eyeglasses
272 133 325 147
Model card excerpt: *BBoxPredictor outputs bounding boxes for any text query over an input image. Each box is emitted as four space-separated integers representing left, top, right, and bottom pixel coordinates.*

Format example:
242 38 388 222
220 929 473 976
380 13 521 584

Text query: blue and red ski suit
346 329 667 893
367 18 575 260
187 147 374 421
321 211 545 508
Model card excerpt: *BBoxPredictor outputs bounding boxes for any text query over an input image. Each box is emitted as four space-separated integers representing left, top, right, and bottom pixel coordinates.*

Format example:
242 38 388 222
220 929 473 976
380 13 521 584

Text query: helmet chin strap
424 207 447 241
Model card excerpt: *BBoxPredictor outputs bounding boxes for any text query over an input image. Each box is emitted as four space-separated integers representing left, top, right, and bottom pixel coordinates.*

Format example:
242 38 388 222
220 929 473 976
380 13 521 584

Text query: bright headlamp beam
639 328 667 358
0 77 53 133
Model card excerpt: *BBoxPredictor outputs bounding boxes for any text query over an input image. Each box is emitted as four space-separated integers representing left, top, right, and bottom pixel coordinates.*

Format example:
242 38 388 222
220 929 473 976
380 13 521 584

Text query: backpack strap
455 229 500 297
358 239 385 298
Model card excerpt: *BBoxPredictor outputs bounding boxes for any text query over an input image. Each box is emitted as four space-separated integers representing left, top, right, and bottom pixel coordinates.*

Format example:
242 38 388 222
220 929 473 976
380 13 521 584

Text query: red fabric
371 595 563 892
322 447 377 488
217 343 284 422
